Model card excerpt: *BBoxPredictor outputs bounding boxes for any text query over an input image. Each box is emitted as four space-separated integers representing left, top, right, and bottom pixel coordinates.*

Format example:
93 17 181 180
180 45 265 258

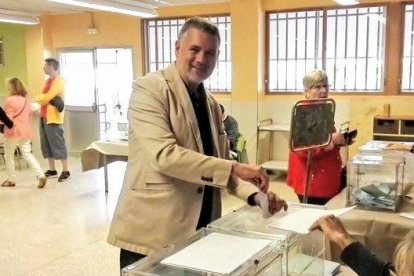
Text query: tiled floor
0 158 298 276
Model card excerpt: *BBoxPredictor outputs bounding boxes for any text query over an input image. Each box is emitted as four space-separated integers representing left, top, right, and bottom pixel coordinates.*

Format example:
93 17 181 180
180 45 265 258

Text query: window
267 6 386 93
402 4 414 92
268 11 323 91
145 15 231 92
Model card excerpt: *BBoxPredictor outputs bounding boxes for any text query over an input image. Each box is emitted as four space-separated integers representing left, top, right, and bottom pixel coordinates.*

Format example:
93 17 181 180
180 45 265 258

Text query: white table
81 140 128 193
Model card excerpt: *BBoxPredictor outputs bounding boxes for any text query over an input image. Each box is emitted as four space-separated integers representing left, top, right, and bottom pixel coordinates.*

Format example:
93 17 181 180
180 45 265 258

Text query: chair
236 135 248 164
0 143 5 164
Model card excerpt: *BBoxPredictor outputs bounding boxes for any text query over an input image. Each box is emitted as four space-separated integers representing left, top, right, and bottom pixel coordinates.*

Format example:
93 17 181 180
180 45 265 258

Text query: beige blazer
107 63 257 256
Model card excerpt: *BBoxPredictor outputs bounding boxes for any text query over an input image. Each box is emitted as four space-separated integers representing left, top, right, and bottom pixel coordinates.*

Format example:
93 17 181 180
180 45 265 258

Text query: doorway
59 48 134 153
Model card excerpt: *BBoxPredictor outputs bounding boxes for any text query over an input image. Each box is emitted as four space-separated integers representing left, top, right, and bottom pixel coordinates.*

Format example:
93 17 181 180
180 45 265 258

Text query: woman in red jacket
287 69 346 205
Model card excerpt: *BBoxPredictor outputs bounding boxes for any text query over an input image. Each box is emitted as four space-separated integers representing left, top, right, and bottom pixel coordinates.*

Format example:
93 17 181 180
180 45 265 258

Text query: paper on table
161 233 272 274
268 206 355 234
363 155 383 161
399 212 414 220
324 260 342 276
353 155 383 165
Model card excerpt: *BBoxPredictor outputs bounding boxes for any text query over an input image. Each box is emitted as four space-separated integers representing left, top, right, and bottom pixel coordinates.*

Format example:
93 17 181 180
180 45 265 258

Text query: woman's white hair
394 230 414 276
303 69 329 89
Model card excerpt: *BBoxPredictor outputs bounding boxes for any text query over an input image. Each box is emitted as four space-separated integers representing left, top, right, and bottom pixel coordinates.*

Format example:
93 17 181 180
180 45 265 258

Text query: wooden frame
401 2 414 93
141 13 232 94
0 37 4 67
264 3 392 95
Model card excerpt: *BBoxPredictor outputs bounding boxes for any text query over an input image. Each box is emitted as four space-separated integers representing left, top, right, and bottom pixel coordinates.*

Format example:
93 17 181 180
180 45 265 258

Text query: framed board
289 99 335 152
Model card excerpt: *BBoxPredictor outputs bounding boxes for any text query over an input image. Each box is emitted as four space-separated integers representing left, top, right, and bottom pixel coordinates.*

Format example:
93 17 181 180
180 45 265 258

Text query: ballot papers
352 154 383 165
161 232 272 274
268 206 355 234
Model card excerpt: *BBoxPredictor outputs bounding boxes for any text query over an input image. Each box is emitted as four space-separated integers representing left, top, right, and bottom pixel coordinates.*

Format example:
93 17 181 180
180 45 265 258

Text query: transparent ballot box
208 204 325 276
347 153 405 212
122 228 283 276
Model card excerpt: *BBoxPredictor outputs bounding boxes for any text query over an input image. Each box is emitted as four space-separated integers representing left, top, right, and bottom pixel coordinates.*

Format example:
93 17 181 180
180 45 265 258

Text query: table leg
103 154 108 193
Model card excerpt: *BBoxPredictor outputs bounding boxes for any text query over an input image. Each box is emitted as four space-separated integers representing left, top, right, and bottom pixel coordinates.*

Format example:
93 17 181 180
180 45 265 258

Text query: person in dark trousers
35 58 70 182
310 215 414 276
107 17 288 271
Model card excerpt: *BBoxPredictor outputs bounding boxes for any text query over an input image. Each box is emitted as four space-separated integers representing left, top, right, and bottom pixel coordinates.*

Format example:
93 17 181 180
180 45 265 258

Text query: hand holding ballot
254 192 288 218
232 163 269 192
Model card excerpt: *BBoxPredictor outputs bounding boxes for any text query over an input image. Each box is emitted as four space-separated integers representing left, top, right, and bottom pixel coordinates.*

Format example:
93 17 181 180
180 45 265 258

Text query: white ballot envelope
268 206 355 234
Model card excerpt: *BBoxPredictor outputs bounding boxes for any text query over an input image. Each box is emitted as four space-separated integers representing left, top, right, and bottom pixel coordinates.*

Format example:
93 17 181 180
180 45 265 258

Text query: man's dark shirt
187 85 215 230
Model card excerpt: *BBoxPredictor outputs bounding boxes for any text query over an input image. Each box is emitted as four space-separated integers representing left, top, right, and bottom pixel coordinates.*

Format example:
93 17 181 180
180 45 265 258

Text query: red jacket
287 144 342 199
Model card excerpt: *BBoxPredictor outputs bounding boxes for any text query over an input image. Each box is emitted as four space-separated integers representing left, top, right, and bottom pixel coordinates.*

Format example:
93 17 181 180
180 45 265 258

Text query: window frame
401 3 414 94
265 4 389 95
142 13 232 94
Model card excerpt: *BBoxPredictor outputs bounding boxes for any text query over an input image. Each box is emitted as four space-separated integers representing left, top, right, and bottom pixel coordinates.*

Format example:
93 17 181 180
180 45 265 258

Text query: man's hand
232 163 269 192
309 215 355 250
254 191 288 218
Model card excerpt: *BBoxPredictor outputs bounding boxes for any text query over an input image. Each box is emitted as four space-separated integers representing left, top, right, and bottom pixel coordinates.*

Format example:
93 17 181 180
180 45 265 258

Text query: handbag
0 97 28 134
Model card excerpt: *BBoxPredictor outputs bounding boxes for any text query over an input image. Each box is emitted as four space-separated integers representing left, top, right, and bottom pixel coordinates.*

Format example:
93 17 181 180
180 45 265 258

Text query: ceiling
0 0 228 16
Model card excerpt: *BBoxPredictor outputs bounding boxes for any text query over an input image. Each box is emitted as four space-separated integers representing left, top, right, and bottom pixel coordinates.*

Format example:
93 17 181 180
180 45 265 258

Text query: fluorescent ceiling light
154 0 172 5
334 0 359 5
0 9 39 25
49 0 157 18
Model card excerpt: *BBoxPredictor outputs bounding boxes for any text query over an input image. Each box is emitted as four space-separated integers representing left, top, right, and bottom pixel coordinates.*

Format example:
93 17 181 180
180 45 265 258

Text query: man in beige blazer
108 17 288 270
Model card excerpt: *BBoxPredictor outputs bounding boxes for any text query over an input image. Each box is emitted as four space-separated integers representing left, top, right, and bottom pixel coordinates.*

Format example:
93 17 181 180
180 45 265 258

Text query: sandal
1 181 16 187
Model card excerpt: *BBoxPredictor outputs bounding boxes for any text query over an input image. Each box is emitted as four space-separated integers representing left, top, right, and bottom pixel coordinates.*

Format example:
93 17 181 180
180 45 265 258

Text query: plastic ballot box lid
122 228 283 276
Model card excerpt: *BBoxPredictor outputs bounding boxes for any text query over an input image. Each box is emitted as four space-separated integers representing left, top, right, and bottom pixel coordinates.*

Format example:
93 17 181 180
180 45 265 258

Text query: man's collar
185 82 206 101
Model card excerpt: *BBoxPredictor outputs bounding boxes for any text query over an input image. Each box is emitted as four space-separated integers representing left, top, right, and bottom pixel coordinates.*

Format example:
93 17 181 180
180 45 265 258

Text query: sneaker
45 170 58 178
37 178 47 189
1 180 16 187
58 171 70 182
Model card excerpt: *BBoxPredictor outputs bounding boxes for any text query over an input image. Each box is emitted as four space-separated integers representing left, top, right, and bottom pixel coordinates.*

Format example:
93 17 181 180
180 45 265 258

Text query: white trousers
4 138 44 182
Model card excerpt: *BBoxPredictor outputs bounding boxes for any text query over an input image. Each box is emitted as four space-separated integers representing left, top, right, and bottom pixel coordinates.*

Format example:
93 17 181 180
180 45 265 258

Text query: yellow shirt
35 76 65 125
